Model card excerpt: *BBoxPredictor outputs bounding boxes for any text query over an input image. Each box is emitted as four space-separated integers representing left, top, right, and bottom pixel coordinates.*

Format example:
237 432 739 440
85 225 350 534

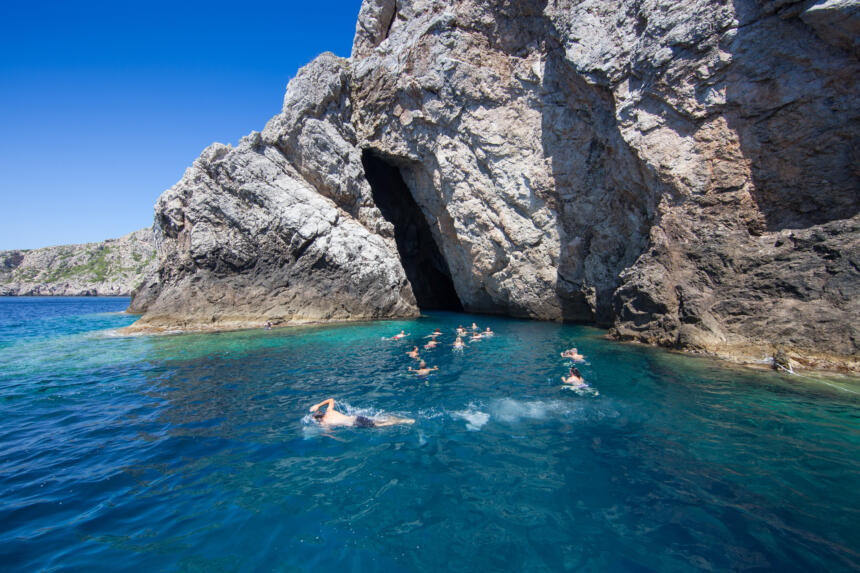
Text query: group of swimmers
309 323 495 428
400 322 495 376
309 326 594 429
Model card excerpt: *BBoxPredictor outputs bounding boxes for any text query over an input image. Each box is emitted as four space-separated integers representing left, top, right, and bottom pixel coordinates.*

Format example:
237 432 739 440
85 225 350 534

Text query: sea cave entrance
361 150 463 311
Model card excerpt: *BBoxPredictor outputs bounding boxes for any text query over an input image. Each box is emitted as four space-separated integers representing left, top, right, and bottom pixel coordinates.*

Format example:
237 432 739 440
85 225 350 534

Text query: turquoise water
1 298 859 571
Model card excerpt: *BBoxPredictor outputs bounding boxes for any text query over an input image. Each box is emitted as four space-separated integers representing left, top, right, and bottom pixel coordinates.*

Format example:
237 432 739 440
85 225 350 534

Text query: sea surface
1 297 858 572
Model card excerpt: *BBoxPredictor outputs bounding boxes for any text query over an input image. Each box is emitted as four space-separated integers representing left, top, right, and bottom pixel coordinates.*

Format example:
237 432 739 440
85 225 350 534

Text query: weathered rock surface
124 54 417 333
0 228 156 296
130 0 859 370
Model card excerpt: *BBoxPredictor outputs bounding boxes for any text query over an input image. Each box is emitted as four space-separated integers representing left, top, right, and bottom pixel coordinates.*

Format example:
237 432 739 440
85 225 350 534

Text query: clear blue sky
0 0 362 250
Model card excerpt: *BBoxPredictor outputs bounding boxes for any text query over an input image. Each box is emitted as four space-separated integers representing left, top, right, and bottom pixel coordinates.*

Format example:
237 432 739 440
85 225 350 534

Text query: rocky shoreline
122 0 857 372
0 228 156 297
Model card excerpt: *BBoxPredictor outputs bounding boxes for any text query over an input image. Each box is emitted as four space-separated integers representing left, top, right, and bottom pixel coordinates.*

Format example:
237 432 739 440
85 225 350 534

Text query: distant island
0 228 156 297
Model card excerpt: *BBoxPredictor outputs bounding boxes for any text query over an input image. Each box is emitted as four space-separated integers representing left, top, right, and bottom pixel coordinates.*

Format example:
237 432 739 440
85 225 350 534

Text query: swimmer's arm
309 398 334 412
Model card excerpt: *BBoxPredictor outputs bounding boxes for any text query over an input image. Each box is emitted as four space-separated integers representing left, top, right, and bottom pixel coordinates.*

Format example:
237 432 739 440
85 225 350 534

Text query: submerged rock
0 228 156 297
129 0 858 370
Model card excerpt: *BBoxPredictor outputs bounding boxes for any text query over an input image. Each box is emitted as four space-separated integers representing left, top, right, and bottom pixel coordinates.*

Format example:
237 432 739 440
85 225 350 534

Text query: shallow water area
1 298 858 571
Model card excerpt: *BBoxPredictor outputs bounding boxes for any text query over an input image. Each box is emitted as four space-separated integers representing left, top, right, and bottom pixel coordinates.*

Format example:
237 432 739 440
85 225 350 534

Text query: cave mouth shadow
361 150 463 312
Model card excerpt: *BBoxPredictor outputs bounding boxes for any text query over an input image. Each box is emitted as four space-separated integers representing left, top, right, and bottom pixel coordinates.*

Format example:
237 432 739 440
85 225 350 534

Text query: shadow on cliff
361 149 463 312
539 46 659 327
724 0 859 232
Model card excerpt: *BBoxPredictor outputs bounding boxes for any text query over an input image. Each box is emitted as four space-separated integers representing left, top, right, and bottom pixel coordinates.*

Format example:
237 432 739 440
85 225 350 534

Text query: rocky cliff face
124 55 417 332
129 0 859 370
0 228 156 297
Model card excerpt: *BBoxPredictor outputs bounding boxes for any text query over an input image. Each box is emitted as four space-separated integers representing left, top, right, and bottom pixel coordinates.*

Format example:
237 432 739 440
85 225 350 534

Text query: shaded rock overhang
361 149 463 311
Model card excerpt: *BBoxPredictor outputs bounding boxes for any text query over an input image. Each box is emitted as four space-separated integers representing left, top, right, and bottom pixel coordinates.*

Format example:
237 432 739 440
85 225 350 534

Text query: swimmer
561 367 587 387
471 322 479 330
407 346 420 359
391 330 409 340
453 336 465 349
409 360 439 376
456 325 467 336
560 347 585 362
424 338 438 349
309 398 414 428
265 321 272 330
425 328 442 338
470 332 483 341
483 327 494 336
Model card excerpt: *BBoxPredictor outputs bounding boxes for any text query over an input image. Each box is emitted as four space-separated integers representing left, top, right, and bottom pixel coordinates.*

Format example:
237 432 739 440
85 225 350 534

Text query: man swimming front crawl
309 399 414 428
407 346 420 359
424 338 438 349
392 330 409 340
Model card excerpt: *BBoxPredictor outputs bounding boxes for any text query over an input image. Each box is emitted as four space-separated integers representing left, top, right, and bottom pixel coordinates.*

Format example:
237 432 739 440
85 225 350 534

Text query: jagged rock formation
129 0 859 370
124 55 417 332
0 228 156 296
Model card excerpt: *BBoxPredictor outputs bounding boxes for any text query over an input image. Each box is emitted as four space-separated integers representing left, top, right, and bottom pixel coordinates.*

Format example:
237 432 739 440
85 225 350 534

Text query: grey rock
0 228 156 297
800 0 860 55
126 54 417 333
773 347 793 372
129 0 859 371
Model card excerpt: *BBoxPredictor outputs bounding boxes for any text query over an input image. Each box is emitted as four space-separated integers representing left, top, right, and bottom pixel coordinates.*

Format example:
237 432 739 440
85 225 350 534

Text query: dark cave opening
361 150 463 312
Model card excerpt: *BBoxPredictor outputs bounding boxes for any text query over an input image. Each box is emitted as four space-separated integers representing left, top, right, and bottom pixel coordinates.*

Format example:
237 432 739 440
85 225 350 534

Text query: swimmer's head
312 411 324 421
419 360 427 368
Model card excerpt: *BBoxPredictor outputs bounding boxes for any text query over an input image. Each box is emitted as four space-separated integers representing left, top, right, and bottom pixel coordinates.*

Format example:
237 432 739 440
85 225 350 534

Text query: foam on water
489 398 576 423
452 404 491 431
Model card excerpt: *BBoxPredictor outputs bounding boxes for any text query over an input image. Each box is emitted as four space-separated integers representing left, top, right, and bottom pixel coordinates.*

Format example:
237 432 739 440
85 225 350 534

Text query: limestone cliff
129 0 859 370
0 228 156 297
124 55 417 332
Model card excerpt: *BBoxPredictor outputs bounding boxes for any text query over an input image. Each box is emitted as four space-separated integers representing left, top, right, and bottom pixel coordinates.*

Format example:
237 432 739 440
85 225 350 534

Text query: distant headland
0 228 156 297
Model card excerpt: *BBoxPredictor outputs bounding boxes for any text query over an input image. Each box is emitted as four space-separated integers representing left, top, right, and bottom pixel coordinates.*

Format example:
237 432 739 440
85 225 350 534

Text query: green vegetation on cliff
0 229 157 296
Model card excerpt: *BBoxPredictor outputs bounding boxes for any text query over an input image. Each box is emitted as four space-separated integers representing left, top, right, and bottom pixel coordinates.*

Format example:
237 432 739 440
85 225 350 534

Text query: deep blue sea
1 297 858 572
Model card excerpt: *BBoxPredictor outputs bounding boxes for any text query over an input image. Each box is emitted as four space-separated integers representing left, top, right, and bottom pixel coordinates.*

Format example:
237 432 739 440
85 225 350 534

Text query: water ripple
0 301 858 571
